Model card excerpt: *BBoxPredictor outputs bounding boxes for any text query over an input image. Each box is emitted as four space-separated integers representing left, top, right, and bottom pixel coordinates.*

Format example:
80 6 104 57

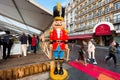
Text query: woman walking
87 39 97 64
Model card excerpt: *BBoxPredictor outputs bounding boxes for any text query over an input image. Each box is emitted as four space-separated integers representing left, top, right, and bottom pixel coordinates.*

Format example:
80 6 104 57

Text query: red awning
95 24 111 36
68 34 92 39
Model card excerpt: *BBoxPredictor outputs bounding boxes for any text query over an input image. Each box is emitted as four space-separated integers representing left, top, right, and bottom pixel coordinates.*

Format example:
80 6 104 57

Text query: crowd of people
0 31 41 59
0 30 119 67
75 39 119 67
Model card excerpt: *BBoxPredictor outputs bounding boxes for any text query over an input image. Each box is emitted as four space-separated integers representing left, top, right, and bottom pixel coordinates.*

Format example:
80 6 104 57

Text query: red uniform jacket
50 29 68 50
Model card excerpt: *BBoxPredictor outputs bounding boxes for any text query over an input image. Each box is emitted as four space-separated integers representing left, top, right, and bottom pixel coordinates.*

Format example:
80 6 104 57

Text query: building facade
65 0 77 35
65 0 120 46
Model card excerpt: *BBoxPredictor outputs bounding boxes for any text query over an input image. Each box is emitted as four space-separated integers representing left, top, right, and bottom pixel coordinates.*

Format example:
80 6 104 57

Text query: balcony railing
111 18 120 24
74 26 85 32
76 0 116 18
76 0 84 6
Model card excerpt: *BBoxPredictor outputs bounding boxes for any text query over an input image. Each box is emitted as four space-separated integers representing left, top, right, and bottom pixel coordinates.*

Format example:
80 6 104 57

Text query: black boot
54 67 58 75
59 67 64 75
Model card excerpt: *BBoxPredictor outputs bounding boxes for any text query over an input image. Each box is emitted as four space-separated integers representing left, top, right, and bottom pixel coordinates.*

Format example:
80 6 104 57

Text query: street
19 44 120 80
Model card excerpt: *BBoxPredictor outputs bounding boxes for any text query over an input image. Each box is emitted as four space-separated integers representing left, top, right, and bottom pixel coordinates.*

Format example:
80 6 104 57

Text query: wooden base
50 68 68 80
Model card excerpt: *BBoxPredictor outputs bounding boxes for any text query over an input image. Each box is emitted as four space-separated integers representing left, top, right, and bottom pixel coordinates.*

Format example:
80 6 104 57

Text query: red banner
95 24 111 36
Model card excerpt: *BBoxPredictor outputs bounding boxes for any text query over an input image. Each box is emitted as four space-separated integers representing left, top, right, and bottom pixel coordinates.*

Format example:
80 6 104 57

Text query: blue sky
35 0 69 11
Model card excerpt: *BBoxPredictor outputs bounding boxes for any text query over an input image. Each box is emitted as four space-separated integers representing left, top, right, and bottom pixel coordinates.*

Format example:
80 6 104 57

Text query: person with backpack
105 40 119 66
76 41 87 66
1 31 13 59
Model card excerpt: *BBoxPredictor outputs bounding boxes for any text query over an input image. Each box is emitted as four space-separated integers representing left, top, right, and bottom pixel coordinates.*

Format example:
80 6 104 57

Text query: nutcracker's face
52 20 65 30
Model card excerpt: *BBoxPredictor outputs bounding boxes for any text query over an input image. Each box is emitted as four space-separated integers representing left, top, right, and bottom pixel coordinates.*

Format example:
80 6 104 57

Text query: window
80 23 84 29
93 3 96 9
86 15 88 19
66 15 68 19
89 13 92 19
89 0 92 2
77 7 78 10
114 2 120 10
93 19 97 25
66 24 68 29
86 22 89 26
105 6 110 13
80 5 82 8
93 11 97 17
71 18 72 23
70 11 72 16
105 16 110 22
98 18 102 22
114 13 120 23
98 1 102 7
98 9 102 16
84 2 87 6
114 25 120 30
89 21 92 25
105 0 110 4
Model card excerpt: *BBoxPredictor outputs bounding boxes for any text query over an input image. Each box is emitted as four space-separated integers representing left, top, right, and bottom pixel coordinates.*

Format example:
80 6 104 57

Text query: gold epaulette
65 29 68 33
50 29 53 33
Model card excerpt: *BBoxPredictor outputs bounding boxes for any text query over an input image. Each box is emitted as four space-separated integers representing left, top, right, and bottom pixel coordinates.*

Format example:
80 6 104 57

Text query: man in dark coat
1 31 13 59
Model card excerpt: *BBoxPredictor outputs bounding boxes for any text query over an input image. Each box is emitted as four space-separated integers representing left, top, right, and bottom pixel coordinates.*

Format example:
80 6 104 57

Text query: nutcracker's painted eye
59 21 62 25
55 22 58 24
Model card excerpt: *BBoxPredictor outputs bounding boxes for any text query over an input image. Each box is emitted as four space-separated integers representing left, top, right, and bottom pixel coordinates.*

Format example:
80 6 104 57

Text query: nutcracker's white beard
56 29 61 38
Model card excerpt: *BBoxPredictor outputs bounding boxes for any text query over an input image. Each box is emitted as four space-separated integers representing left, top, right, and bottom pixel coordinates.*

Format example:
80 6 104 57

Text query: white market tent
0 0 53 32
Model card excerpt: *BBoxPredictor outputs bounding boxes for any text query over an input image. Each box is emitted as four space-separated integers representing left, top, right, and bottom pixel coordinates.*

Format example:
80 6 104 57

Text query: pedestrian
105 40 119 66
31 34 37 54
72 41 74 48
76 41 87 66
19 32 28 56
27 34 32 53
115 42 120 54
1 31 14 59
87 39 97 64
0 36 2 49
36 35 40 50
115 42 119 48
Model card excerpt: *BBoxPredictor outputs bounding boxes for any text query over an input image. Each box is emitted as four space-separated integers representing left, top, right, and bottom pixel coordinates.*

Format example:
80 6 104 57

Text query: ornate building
65 0 77 35
65 0 120 46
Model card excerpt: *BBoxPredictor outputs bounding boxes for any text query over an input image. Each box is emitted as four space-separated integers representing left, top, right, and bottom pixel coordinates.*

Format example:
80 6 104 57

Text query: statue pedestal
50 68 68 80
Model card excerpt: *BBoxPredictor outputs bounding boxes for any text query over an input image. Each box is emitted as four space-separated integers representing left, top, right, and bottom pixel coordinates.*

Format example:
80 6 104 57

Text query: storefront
93 22 115 46
68 34 93 44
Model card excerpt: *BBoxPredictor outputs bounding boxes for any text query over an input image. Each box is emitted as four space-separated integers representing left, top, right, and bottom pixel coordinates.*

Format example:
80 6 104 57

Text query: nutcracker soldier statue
49 2 68 78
